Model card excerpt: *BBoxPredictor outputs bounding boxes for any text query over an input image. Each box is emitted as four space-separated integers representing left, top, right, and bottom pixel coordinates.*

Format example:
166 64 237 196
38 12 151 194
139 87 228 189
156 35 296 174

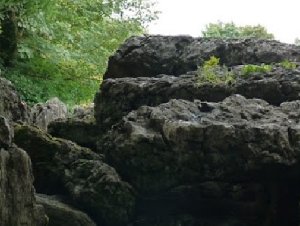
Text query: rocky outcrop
65 158 135 226
104 35 300 78
48 118 99 150
31 97 67 131
36 194 96 226
100 95 300 226
95 66 300 130
0 77 30 122
14 123 101 194
72 104 94 120
0 147 48 226
14 124 136 226
0 116 13 148
47 103 98 149
3 35 300 226
0 115 47 226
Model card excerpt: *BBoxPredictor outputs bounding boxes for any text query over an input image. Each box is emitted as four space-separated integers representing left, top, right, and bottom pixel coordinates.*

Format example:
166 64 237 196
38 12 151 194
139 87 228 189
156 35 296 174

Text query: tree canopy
0 0 158 105
202 22 274 39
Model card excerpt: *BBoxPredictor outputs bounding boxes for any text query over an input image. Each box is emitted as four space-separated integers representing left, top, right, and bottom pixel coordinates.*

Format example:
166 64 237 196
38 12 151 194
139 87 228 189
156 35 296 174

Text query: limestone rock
13 124 102 194
102 95 299 192
65 159 135 226
14 124 136 226
95 66 300 130
101 95 300 226
0 146 48 226
0 77 30 122
48 118 99 150
104 35 300 78
31 97 67 131
72 103 94 120
0 116 13 148
36 194 96 226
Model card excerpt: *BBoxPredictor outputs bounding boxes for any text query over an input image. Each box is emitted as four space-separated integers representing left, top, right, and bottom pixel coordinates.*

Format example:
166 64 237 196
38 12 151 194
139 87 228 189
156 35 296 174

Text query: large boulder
0 77 30 122
104 35 300 78
0 147 48 226
101 95 300 226
14 124 136 226
95 66 300 130
13 123 100 194
47 104 97 150
0 77 47 225
0 116 47 226
64 159 135 226
31 97 67 131
0 115 13 148
36 194 96 226
48 117 99 150
72 103 94 120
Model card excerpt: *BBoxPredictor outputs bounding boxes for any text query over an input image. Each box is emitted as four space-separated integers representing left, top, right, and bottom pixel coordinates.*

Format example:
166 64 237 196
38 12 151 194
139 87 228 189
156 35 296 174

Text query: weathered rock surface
0 77 30 122
0 77 48 225
72 103 94 120
95 66 300 129
48 118 99 150
14 124 136 226
65 159 135 226
0 116 13 148
0 147 48 226
104 35 300 78
36 194 96 226
31 97 67 131
47 103 98 149
14 123 100 194
101 95 300 226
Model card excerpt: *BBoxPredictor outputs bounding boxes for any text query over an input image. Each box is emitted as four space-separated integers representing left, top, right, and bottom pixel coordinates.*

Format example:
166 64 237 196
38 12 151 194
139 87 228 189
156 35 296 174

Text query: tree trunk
0 9 19 67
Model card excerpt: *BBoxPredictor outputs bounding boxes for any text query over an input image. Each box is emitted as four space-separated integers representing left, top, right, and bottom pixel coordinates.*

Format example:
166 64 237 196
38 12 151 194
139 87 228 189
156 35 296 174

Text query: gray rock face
47 104 97 150
14 124 101 194
0 77 48 225
0 146 48 226
65 159 135 226
14 124 136 226
31 97 67 131
36 194 96 226
104 35 300 78
95 66 300 130
0 116 13 148
48 118 99 150
72 104 94 120
101 95 300 226
0 77 30 122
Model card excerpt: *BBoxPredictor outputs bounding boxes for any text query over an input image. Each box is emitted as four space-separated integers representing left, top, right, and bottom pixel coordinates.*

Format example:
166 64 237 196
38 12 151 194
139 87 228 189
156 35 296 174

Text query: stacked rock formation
0 78 47 226
93 36 300 226
6 36 300 226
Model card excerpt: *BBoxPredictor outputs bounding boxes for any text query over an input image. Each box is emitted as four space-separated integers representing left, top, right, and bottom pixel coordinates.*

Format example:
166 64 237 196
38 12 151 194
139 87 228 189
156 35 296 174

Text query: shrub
279 60 297 70
241 64 272 78
197 56 235 85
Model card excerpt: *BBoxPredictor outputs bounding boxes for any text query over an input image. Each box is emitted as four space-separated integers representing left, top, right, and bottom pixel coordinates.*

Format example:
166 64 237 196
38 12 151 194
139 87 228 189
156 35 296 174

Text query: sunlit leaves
1 0 158 105
202 21 274 39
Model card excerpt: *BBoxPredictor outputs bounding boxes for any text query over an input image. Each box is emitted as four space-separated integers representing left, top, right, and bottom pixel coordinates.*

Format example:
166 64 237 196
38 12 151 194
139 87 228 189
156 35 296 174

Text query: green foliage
203 56 220 67
295 38 300 46
202 21 274 39
0 0 158 105
241 64 273 77
2 64 99 106
197 56 235 85
279 60 297 70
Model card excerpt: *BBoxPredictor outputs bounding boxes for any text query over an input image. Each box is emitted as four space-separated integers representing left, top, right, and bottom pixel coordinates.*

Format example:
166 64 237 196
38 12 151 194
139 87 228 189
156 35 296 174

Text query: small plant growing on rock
197 56 235 85
279 60 297 70
241 63 272 78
